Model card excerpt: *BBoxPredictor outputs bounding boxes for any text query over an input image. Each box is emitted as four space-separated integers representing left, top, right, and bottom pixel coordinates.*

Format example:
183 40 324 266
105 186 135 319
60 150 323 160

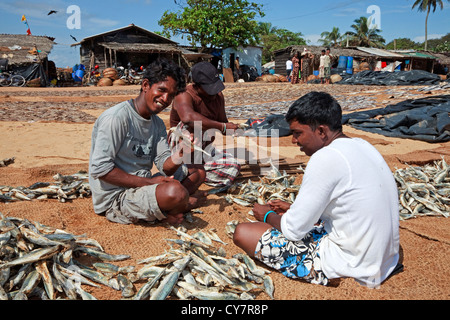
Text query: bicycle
0 71 26 87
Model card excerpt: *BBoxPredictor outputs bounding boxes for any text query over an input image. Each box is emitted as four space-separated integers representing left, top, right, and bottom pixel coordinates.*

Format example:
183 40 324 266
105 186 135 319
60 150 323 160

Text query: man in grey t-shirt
89 59 206 225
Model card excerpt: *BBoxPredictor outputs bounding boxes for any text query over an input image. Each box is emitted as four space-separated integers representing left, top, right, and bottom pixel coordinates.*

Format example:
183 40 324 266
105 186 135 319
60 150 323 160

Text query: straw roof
275 45 373 58
72 24 176 46
0 34 55 66
98 42 181 54
424 51 450 65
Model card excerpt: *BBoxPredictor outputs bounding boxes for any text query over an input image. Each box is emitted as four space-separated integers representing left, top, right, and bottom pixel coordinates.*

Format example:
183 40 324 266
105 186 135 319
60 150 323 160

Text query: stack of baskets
98 68 126 86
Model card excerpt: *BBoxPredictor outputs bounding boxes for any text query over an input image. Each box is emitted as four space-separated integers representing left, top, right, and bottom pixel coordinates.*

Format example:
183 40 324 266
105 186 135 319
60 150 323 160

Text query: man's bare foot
187 191 208 210
191 190 208 199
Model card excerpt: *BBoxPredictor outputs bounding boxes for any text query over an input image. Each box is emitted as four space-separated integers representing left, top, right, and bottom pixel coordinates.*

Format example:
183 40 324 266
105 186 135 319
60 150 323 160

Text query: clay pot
113 79 127 86
98 78 113 86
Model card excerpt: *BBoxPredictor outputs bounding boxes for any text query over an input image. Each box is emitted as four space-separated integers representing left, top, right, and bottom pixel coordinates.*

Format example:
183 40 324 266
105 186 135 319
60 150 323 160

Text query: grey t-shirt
89 100 172 214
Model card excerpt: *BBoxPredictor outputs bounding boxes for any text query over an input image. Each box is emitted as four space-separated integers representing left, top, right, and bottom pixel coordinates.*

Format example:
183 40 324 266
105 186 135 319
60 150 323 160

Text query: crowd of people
88 58 402 290
286 48 332 84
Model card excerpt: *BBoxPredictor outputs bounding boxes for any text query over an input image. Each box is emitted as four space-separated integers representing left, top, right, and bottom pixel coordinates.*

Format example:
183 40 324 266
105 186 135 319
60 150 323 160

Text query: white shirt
286 60 293 70
280 138 400 287
320 54 331 68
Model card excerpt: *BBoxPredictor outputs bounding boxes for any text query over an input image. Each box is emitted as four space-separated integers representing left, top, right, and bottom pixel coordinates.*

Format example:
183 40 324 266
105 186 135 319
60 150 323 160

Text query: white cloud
413 34 445 43
305 34 322 45
88 18 120 28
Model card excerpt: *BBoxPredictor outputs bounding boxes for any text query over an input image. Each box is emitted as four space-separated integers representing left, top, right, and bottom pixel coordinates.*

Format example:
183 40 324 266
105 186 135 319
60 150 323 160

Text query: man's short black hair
285 91 342 131
142 58 186 93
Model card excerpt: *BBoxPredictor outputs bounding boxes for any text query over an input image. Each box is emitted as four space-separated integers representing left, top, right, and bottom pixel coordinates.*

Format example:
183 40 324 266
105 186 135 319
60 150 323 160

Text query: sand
0 83 449 302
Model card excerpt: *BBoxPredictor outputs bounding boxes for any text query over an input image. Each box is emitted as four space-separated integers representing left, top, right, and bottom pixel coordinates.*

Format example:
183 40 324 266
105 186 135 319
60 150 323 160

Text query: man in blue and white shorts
233 91 401 288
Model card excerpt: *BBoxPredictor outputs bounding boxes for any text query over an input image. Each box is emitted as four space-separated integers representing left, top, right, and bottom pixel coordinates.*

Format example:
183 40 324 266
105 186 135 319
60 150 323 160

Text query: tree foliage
345 16 385 48
411 0 449 50
158 0 264 51
385 33 450 52
256 22 306 64
385 38 422 50
319 27 343 48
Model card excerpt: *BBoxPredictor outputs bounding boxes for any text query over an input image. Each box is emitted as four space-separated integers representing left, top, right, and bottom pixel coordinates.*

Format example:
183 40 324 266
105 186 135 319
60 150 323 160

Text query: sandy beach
0 82 449 301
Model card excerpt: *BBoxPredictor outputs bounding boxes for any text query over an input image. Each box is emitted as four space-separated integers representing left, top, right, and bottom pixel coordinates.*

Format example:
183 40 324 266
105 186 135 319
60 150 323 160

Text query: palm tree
319 27 342 47
257 22 278 36
345 16 385 48
412 0 449 51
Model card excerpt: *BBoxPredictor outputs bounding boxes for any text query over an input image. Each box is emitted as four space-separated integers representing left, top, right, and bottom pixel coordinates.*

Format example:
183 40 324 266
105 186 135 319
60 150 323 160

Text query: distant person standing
291 52 300 84
301 51 312 84
319 49 331 84
324 48 332 84
234 56 241 81
286 58 293 82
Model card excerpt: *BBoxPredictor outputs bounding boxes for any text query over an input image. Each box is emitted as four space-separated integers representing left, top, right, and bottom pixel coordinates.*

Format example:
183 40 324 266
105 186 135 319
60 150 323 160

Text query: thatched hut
0 34 55 86
274 45 373 75
275 45 438 76
423 51 450 75
71 24 210 76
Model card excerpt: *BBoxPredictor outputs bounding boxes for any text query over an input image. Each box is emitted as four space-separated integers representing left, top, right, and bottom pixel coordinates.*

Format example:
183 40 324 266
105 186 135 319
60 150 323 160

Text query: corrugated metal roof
393 51 436 59
356 47 405 58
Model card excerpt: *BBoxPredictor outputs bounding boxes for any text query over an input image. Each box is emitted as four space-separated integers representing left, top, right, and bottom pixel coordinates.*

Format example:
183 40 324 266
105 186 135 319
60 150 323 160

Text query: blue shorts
255 226 329 285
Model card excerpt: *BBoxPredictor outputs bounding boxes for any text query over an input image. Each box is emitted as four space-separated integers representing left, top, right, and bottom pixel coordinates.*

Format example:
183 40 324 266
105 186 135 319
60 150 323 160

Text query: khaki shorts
105 165 188 224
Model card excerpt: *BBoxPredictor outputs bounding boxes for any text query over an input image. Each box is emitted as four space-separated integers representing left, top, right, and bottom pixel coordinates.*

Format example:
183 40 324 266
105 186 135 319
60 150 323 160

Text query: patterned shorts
203 147 241 187
255 226 329 286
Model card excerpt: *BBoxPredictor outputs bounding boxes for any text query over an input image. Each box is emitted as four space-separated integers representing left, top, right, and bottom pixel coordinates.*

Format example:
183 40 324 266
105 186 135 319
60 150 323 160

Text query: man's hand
148 175 175 185
253 203 273 222
267 199 291 216
253 203 282 230
224 122 240 131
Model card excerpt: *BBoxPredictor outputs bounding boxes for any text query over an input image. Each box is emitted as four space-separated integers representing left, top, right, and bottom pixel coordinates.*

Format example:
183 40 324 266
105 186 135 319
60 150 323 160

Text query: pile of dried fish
0 214 274 300
0 171 90 203
223 159 301 207
133 226 274 300
394 157 449 220
416 82 450 92
0 213 131 300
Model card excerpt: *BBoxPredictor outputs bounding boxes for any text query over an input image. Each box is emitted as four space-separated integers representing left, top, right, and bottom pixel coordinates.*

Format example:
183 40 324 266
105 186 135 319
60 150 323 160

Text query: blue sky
0 0 449 68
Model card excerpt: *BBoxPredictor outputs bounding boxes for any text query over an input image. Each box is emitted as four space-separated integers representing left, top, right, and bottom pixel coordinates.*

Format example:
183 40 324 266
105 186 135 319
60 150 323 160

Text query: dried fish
0 171 91 203
149 256 191 300
395 157 449 220
0 213 134 300
223 159 301 209
168 122 211 157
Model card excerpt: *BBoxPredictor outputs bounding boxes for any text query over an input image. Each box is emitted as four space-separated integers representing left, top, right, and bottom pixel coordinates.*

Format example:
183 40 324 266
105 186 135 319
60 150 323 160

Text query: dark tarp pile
14 63 49 87
342 95 450 143
336 70 441 86
243 114 291 137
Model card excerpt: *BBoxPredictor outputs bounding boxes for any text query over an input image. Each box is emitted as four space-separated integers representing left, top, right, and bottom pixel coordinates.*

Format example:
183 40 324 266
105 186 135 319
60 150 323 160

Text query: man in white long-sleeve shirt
233 91 401 288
